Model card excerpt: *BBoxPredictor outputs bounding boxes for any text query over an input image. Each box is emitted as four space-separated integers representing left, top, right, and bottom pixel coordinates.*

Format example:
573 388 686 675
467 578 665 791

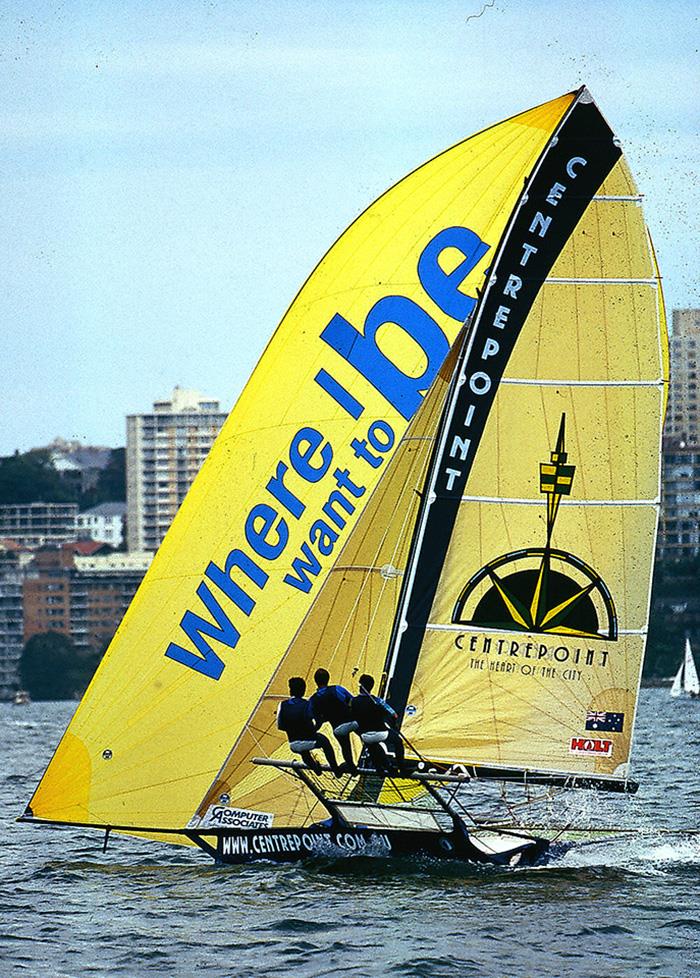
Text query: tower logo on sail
452 414 617 640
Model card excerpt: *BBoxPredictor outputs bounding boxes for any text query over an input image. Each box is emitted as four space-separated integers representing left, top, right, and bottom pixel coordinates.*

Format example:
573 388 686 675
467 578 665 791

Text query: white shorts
289 739 317 753
333 721 360 737
361 730 388 745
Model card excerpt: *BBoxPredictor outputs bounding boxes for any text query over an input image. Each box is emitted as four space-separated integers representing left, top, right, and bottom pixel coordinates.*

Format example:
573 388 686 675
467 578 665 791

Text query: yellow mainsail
396 157 668 781
26 94 577 836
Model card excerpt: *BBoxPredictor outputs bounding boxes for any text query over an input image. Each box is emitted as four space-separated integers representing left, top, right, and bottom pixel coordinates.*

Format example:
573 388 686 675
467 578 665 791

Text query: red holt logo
569 737 613 756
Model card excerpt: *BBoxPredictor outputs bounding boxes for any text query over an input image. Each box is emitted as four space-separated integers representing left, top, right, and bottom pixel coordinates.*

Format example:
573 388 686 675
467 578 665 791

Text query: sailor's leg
300 748 323 774
335 732 357 773
387 729 405 771
315 732 340 775
367 741 390 773
360 730 391 773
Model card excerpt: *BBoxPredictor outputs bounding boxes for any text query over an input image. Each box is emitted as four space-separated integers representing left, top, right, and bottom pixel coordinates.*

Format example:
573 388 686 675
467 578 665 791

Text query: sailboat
20 88 668 866
670 638 699 698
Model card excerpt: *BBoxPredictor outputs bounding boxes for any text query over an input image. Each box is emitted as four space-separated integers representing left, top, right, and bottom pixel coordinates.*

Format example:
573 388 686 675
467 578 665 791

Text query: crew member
277 676 340 775
351 673 405 774
309 668 359 774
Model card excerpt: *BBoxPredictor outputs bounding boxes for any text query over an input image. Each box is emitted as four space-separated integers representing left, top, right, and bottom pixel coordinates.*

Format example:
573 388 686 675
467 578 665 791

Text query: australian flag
585 710 624 733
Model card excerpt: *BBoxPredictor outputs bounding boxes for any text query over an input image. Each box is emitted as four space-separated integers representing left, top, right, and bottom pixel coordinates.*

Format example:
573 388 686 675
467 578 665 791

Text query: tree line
0 448 125 508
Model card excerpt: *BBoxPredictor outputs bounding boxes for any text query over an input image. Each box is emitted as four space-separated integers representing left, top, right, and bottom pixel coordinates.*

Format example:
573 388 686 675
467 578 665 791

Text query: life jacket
277 696 316 742
310 685 353 727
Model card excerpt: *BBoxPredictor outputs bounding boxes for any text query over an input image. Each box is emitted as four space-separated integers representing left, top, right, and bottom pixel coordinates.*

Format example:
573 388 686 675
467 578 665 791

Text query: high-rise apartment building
0 547 29 698
657 309 700 561
657 440 700 561
126 387 227 551
666 309 699 445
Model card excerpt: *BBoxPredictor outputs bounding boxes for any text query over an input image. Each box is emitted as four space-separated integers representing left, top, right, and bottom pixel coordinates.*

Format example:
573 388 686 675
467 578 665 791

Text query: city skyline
2 0 698 456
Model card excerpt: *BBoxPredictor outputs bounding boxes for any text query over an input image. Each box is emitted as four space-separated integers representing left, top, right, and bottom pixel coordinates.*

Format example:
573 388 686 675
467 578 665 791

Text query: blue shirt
277 696 316 741
351 691 397 732
309 685 353 727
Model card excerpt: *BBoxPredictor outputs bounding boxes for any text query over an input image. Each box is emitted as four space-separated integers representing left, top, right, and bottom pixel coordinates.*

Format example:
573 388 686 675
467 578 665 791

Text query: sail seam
545 276 657 285
330 565 404 573
425 623 647 636
458 496 659 506
501 378 663 387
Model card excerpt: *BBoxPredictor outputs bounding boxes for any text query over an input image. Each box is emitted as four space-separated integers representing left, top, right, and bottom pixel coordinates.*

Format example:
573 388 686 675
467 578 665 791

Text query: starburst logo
452 414 617 640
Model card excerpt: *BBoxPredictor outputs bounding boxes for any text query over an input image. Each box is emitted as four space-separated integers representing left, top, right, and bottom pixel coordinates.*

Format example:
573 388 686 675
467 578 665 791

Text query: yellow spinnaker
28 94 574 835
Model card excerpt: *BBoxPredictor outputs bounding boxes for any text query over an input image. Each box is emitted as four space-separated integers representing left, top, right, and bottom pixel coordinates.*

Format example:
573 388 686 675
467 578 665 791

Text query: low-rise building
0 502 78 548
48 438 113 495
71 551 152 652
77 502 126 548
23 546 152 655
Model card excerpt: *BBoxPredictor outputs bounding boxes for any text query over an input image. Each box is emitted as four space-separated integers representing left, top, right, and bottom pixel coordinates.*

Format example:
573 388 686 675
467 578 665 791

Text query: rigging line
351 441 439 670
319 472 413 679
359 397 446 611
339 455 426 672
592 194 642 201
300 411 439 681
329 423 440 676
254 763 318 828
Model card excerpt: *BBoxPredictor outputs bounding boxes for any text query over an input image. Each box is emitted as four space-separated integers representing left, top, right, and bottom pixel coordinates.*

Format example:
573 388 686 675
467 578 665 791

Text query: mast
383 88 623 723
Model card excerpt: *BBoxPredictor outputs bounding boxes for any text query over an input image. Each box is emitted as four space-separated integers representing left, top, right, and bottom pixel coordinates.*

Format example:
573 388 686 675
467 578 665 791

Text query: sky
1 0 698 455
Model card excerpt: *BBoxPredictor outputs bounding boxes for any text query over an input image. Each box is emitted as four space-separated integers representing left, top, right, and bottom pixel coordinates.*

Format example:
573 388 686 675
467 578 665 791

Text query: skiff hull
191 825 549 867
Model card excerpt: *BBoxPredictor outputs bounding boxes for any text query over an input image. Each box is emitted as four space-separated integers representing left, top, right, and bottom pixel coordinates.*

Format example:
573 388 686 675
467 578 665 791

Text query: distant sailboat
670 639 699 698
20 87 669 866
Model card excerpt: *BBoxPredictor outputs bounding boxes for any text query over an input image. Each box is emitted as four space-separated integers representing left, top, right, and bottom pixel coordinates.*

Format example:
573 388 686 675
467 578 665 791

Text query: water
2 689 699 978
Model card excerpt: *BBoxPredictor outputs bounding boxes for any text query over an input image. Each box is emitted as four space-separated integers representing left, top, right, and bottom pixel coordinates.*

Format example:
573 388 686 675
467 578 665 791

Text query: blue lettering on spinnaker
317 224 488 420
165 581 242 680
166 223 490 679
417 226 490 322
320 296 449 421
283 542 323 593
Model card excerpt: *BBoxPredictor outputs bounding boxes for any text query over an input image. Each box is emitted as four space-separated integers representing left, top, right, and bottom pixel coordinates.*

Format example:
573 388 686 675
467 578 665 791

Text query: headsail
684 639 699 695
670 640 699 697
671 657 684 697
26 93 577 837
192 342 460 828
390 96 667 784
